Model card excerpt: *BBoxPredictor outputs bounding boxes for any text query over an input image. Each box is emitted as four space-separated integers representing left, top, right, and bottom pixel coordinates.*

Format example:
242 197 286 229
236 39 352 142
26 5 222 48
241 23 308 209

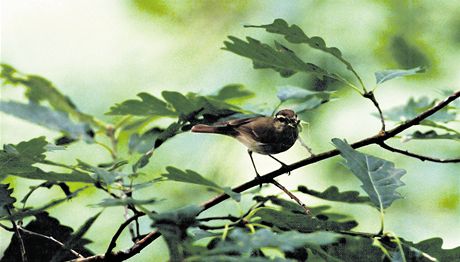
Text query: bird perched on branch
191 109 300 182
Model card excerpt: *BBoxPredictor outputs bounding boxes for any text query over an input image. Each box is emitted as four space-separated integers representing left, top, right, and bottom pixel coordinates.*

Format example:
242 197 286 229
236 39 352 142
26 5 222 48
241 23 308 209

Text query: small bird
191 109 300 181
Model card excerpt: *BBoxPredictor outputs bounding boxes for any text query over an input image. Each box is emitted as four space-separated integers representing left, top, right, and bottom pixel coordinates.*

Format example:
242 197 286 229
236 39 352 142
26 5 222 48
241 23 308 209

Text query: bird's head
275 109 300 128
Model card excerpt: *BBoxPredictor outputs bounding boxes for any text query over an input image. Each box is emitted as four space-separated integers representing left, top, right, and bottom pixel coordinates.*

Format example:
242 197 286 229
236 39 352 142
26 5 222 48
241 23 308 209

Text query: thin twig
0 222 14 231
379 142 460 163
7 207 27 262
105 213 145 256
71 90 460 261
270 179 311 215
18 226 83 258
363 91 386 132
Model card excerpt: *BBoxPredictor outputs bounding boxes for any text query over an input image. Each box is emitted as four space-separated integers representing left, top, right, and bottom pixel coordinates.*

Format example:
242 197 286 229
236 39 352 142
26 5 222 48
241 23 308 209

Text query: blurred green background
1 0 459 261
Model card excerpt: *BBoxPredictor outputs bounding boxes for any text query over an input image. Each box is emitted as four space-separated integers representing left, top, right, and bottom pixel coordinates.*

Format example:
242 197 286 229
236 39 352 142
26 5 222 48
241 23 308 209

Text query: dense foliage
1 19 459 262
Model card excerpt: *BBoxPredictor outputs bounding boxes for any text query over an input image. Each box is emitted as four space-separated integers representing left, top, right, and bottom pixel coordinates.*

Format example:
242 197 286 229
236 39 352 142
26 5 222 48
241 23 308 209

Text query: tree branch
378 142 460 163
105 213 145 256
363 91 386 132
270 179 311 215
72 89 460 261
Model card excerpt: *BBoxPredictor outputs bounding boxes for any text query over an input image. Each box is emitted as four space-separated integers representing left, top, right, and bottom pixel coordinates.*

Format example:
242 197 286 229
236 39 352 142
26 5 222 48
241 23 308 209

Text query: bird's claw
255 174 263 189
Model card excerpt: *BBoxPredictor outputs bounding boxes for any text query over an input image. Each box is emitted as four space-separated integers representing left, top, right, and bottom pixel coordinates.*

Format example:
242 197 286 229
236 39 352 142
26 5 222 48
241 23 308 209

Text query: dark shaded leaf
298 185 371 204
320 235 383 261
383 97 456 123
106 92 176 116
129 127 164 154
223 36 331 79
332 139 406 210
50 212 101 262
247 19 358 77
255 208 357 232
206 228 339 256
150 205 203 262
0 101 93 142
403 237 460 261
0 212 93 261
375 67 424 84
90 198 156 207
0 184 16 218
162 91 197 115
162 167 240 202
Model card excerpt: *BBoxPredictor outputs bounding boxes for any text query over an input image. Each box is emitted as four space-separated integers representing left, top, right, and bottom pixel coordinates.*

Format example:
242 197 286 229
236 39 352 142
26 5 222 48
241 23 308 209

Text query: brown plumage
191 109 300 179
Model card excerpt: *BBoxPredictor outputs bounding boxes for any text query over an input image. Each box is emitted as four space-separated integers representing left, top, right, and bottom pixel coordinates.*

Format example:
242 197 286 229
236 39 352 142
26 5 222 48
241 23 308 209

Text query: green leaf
247 19 359 78
0 137 93 183
90 198 156 207
50 212 101 262
129 127 164 154
133 122 183 171
1 212 94 261
389 36 430 69
383 97 456 123
223 36 331 79
162 91 197 115
276 86 333 113
332 138 406 210
76 160 125 185
0 184 16 217
402 130 460 142
375 66 424 84
150 205 203 262
298 185 371 204
320 235 384 261
404 237 460 261
106 92 176 116
162 167 240 202
4 187 86 221
206 228 340 256
211 84 254 102
0 101 93 142
0 64 102 129
255 208 357 232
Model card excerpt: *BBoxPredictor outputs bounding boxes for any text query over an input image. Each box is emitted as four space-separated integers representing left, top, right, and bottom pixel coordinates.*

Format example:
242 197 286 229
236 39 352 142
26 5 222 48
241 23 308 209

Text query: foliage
1 17 459 262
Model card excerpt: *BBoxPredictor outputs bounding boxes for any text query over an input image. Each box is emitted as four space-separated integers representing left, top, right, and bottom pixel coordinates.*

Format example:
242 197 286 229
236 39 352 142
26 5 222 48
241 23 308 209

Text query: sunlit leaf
162 167 240 201
298 185 371 204
332 138 406 210
0 64 102 129
211 84 254 102
4 187 86 221
375 67 424 84
402 130 460 142
247 19 359 78
223 36 331 79
0 137 93 183
0 101 93 142
162 91 197 115
1 212 94 261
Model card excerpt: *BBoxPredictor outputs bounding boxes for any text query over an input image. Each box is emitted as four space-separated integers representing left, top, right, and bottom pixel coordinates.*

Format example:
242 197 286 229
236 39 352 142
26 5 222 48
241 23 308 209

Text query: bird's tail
191 124 221 133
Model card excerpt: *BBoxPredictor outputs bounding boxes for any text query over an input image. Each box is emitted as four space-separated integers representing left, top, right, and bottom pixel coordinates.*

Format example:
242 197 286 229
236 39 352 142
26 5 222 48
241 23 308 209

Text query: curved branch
379 142 460 163
72 89 460 262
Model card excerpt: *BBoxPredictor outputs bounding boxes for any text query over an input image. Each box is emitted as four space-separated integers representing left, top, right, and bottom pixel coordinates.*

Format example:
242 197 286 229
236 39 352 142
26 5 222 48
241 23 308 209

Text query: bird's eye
277 116 287 122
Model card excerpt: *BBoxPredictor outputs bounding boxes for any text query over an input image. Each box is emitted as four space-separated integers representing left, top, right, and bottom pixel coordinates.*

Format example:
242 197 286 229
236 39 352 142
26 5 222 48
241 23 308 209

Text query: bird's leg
268 155 291 176
248 150 263 188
